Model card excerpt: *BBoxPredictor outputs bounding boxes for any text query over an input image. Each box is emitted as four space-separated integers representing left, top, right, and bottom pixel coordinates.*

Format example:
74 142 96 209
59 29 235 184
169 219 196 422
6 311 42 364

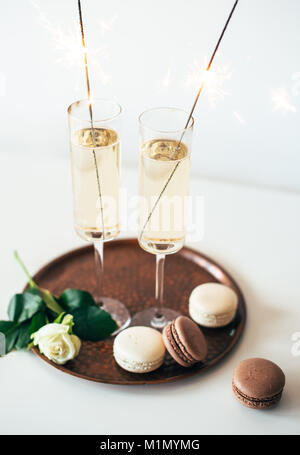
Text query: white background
1 0 300 191
1 0 300 436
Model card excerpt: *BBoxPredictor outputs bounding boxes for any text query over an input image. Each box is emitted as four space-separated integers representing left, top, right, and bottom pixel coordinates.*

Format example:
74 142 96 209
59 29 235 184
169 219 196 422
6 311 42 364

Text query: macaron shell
190 283 238 314
233 358 285 400
162 323 191 367
113 326 166 373
232 383 282 409
115 355 164 374
189 305 236 328
189 283 238 328
174 316 207 361
171 322 195 363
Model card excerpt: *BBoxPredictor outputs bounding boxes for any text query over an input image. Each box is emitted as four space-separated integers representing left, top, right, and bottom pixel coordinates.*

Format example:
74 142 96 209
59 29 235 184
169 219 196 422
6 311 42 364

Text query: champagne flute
68 98 131 333
132 107 193 329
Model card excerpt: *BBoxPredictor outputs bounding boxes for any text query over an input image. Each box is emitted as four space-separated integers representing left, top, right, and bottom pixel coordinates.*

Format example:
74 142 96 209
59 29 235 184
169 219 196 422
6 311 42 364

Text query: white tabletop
1 152 300 435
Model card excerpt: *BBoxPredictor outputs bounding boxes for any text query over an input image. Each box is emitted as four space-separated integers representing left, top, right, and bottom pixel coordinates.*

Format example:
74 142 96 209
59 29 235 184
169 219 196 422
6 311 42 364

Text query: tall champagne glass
68 98 130 333
132 107 193 329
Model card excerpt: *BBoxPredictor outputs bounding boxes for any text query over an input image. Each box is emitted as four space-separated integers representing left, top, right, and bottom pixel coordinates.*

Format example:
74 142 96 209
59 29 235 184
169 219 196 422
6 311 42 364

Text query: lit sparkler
140 0 239 239
186 58 232 107
271 87 297 114
31 0 110 85
77 0 105 239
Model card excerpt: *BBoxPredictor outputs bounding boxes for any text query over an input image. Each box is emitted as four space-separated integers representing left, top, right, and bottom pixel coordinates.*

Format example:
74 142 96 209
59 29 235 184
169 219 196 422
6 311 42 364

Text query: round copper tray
32 238 246 385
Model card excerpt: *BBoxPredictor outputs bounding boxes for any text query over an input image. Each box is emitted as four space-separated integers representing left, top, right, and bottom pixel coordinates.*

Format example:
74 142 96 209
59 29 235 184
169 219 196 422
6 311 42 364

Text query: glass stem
94 239 104 305
155 254 165 318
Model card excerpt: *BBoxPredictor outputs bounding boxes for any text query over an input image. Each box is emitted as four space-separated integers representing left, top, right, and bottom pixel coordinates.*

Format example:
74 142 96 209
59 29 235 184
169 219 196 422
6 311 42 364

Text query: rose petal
70 335 81 356
32 323 69 345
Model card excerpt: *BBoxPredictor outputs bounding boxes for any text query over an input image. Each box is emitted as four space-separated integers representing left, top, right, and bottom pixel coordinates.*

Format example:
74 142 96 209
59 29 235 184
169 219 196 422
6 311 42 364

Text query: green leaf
71 306 118 341
59 289 118 340
7 295 23 322
42 290 64 315
5 325 20 353
59 289 96 312
24 288 41 297
15 321 31 350
24 312 47 350
0 320 20 353
11 309 47 351
8 293 44 323
29 311 47 335
45 307 57 322
0 320 17 334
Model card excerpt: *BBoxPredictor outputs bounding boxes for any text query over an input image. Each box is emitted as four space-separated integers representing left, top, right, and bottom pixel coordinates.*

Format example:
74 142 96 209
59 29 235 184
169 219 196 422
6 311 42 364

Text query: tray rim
30 238 246 385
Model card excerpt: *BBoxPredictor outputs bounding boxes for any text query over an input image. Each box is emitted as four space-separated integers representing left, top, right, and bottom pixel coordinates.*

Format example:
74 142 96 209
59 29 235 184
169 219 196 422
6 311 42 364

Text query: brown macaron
163 316 207 367
232 358 285 409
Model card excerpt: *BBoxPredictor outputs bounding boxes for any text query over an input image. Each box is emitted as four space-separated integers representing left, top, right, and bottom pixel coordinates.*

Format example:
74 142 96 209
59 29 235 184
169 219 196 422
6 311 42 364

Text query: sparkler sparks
31 0 110 85
31 0 81 67
99 15 118 35
271 88 297 114
233 110 246 125
186 58 232 107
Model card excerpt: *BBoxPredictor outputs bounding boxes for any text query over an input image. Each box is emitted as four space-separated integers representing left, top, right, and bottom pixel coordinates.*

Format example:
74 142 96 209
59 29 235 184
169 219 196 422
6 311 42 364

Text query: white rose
32 323 81 365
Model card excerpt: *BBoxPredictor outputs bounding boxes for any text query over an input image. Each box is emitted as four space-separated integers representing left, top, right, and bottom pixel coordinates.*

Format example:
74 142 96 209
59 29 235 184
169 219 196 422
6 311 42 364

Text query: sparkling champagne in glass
68 99 130 333
71 126 120 242
132 107 193 329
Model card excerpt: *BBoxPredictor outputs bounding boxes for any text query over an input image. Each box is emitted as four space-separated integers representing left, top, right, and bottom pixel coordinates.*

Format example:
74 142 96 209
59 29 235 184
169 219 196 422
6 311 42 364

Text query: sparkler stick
77 0 105 240
139 0 239 240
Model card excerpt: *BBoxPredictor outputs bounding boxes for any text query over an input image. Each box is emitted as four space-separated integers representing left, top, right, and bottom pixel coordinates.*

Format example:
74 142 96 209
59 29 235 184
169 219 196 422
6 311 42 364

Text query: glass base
97 297 131 336
131 307 180 330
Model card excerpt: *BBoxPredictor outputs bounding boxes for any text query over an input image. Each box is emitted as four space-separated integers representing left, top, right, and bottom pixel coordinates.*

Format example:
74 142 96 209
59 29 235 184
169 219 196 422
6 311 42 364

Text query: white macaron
189 282 238 328
113 326 166 373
